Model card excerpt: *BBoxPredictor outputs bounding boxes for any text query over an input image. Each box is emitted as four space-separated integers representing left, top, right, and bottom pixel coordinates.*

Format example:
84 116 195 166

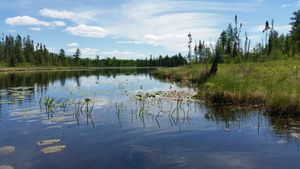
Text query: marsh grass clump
268 95 300 115
40 96 56 114
153 64 209 83
133 90 195 123
39 96 96 127
203 90 266 106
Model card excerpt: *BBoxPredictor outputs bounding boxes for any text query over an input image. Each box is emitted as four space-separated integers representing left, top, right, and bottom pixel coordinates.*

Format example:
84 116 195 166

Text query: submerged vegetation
39 96 98 127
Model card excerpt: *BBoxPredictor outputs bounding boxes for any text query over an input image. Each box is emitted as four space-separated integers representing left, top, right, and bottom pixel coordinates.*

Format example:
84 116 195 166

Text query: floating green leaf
41 145 66 154
50 117 65 122
37 139 61 146
46 125 63 130
291 133 300 139
0 165 14 169
0 146 15 155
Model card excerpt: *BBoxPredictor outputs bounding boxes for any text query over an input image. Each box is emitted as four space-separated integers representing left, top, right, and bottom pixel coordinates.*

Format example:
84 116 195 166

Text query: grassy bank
153 58 300 115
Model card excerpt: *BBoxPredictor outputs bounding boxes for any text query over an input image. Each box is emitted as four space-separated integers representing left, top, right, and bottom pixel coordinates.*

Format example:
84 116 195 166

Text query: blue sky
1 0 299 59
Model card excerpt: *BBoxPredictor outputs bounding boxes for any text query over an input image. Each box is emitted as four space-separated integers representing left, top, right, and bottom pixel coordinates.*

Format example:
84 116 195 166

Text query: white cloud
100 50 146 59
39 8 103 24
66 47 145 59
276 25 291 33
67 47 98 57
105 0 250 52
7 29 16 33
65 24 109 38
144 34 163 41
29 27 41 31
252 24 291 34
5 16 66 27
67 42 79 47
50 21 66 27
281 4 291 8
116 40 144 45
47 47 58 53
6 16 49 26
41 0 254 53
39 8 74 19
70 11 102 24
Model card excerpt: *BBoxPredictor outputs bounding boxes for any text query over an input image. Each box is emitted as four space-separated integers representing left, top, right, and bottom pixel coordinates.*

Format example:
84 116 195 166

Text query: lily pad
41 145 66 154
46 125 63 130
50 117 65 122
0 146 15 155
0 165 14 169
10 110 40 119
37 139 61 146
291 133 300 139
277 139 287 144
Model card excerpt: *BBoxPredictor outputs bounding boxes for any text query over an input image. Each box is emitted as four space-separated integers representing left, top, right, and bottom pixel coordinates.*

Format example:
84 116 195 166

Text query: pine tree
15 35 24 64
23 36 34 64
73 48 81 65
0 33 4 63
59 49 65 59
194 43 198 63
290 10 300 55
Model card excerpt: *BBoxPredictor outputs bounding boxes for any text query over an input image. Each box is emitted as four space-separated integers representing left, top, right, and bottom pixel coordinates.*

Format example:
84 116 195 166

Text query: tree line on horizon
0 35 187 67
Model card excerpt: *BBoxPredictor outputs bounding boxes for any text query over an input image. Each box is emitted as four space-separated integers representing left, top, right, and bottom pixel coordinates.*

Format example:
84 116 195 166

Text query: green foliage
0 34 187 68
208 11 299 63
155 59 300 114
290 10 300 55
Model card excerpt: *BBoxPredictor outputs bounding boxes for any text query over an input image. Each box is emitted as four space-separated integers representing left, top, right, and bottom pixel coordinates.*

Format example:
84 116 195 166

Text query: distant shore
0 66 157 73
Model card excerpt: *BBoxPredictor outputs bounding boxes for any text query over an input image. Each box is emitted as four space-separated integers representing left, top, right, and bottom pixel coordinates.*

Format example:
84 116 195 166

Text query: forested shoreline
0 35 187 68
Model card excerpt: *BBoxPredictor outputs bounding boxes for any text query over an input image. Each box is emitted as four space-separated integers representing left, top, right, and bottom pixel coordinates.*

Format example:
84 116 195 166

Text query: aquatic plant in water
37 139 61 146
41 145 66 154
0 165 14 169
0 146 15 155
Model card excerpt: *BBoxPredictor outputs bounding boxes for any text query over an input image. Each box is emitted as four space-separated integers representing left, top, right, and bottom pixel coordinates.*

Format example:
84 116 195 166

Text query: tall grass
153 64 209 83
153 58 300 115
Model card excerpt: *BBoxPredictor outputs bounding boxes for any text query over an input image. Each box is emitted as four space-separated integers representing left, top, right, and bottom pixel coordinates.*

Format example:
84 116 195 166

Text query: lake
0 69 300 169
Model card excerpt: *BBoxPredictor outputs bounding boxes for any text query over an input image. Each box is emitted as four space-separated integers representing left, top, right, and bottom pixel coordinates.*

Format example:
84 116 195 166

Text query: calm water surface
0 69 300 169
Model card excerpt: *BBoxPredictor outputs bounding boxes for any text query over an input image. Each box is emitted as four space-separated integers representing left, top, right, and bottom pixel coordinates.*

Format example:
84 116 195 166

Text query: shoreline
0 66 158 73
153 59 300 115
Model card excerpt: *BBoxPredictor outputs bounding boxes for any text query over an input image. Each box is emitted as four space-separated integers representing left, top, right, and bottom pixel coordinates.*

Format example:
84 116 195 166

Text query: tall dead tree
187 33 192 63
263 20 271 54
